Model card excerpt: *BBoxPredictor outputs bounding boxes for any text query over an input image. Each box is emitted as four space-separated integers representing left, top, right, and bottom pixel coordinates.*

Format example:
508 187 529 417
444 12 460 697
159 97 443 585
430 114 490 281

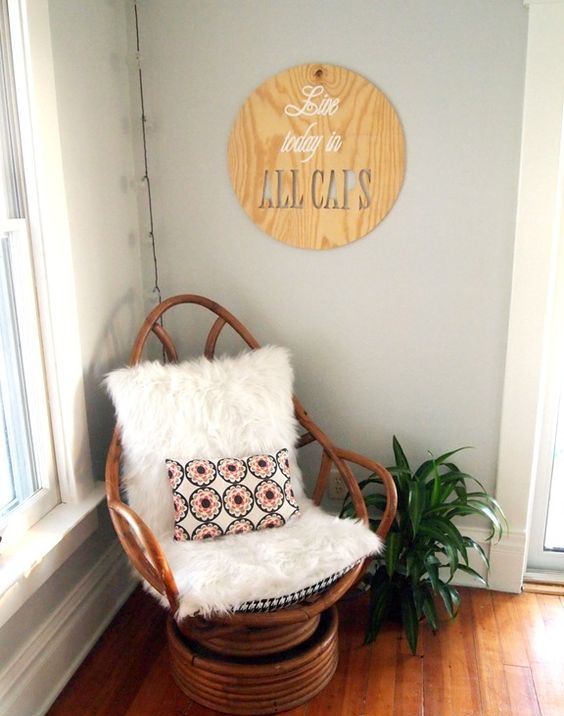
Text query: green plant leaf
433 447 472 464
414 447 471 481
426 500 469 515
358 476 382 491
386 532 403 577
425 558 440 593
400 588 419 654
466 501 504 539
364 493 388 511
456 564 487 586
453 482 467 500
417 517 467 566
440 472 487 492
446 585 461 613
406 551 421 584
441 541 459 578
433 517 468 563
408 481 427 535
340 491 388 519
424 545 459 581
466 492 509 529
366 579 393 644
421 587 438 632
392 436 411 474
369 565 388 593
438 501 504 540
430 462 442 508
413 458 435 482
462 536 490 569
418 522 450 546
437 582 455 618
412 582 425 617
386 466 412 477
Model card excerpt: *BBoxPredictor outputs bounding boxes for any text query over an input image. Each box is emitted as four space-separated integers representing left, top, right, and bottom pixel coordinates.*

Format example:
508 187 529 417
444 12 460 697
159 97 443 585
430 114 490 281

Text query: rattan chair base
167 607 339 714
181 614 322 657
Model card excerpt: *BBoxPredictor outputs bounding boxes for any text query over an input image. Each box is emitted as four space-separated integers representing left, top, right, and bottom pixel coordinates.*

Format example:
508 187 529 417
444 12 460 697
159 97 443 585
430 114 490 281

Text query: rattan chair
105 294 397 715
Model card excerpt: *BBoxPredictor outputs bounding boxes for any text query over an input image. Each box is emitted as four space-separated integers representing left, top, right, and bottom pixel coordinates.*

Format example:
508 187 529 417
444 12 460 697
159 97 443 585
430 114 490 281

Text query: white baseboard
488 528 527 593
0 539 138 716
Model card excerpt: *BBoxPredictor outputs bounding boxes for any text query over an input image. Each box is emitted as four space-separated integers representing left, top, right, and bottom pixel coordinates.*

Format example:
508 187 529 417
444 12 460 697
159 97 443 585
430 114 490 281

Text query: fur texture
105 347 382 617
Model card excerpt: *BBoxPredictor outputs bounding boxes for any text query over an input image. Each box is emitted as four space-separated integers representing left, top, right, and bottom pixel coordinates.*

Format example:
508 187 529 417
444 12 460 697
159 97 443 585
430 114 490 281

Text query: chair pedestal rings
167 606 339 715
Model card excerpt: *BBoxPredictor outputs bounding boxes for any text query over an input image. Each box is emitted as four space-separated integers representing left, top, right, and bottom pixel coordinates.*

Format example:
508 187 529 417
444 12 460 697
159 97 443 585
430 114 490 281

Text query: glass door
527 140 564 577
528 391 564 575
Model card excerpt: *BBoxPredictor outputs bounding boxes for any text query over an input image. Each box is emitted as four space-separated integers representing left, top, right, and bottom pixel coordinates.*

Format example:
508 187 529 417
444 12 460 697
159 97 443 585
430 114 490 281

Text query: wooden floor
48 586 564 716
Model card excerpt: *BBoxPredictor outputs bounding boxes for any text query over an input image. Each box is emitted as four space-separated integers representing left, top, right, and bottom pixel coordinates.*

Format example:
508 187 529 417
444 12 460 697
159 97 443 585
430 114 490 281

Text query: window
0 0 58 536
0 0 105 626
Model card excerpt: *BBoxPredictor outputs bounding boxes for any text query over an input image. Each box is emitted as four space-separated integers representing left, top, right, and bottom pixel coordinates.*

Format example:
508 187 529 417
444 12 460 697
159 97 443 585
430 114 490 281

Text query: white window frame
0 217 60 532
0 0 105 627
0 0 60 535
8 0 96 502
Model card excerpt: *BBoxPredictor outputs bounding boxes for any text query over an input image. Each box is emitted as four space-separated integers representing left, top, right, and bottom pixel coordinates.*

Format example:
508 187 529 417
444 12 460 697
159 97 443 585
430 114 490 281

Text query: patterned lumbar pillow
167 448 300 541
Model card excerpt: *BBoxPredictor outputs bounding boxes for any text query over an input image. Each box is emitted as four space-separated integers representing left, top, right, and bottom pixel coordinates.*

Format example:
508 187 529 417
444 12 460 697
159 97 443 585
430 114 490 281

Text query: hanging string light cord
134 2 162 315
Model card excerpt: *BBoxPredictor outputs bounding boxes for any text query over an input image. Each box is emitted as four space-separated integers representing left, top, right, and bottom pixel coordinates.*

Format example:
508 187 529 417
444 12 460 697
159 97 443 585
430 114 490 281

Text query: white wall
48 0 144 477
136 0 528 493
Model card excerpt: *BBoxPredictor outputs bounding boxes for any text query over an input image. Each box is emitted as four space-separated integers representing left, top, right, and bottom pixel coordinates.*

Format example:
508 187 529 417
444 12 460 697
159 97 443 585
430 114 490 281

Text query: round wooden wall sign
227 63 405 250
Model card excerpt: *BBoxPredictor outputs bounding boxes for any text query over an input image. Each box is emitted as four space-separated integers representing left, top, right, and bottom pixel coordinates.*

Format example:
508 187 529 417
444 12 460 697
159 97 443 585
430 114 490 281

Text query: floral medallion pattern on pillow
223 484 254 517
193 523 223 540
255 480 284 512
276 448 291 478
167 460 184 489
186 459 217 486
173 493 189 522
226 518 254 535
247 454 277 479
189 487 222 521
217 458 247 483
174 525 190 542
257 513 285 530
166 450 300 541
284 479 298 508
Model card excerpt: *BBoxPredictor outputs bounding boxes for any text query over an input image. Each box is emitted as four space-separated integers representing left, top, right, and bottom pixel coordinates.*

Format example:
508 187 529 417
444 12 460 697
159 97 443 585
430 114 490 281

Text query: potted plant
340 436 506 654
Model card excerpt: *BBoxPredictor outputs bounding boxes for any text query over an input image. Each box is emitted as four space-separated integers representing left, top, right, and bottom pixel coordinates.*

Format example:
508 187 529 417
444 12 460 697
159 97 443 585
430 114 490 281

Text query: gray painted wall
136 0 528 491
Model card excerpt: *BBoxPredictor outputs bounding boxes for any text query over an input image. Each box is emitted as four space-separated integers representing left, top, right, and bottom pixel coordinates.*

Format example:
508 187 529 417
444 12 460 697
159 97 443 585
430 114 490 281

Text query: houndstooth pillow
166 448 300 541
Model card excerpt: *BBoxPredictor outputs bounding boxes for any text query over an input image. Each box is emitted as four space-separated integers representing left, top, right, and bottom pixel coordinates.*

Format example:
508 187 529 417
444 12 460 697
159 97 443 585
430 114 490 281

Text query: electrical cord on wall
134 1 162 317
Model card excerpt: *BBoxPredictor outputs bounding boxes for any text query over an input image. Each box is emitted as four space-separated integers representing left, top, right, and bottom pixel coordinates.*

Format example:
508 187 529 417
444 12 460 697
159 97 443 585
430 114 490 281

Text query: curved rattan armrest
334 448 398 541
105 430 179 613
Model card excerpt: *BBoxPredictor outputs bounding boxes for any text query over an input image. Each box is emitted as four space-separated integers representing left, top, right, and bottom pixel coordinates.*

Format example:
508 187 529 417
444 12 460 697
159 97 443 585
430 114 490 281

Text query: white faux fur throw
105 346 382 618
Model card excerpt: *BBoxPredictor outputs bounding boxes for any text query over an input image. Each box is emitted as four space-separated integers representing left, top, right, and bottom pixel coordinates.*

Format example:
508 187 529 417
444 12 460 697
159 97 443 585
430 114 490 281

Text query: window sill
0 482 106 628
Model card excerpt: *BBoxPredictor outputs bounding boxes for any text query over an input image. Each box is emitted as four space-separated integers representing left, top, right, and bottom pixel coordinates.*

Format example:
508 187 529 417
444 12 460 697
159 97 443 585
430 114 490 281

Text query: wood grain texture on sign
227 63 406 250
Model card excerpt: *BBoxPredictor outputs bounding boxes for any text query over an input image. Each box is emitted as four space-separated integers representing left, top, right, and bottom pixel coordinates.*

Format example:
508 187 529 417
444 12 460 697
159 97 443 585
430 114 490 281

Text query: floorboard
504 665 542 716
470 589 512 716
492 591 530 668
48 586 564 716
422 588 482 716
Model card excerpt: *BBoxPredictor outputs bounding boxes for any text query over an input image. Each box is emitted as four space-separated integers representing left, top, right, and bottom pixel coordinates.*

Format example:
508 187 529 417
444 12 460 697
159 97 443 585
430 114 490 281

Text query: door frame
490 0 564 592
